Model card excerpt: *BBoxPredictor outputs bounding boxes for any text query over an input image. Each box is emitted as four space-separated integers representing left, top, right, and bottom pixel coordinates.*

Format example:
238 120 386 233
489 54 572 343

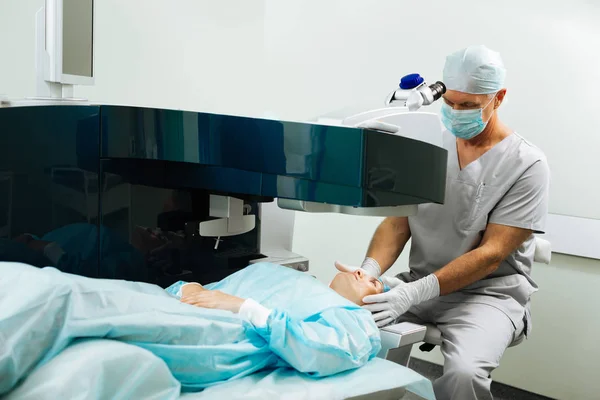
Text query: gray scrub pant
399 299 526 400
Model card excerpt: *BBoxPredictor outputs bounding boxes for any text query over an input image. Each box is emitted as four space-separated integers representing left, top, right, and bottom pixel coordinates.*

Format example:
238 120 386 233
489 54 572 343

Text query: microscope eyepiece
428 81 446 101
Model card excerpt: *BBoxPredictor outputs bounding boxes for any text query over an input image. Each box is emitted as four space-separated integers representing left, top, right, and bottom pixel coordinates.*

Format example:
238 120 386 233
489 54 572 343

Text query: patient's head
329 269 384 305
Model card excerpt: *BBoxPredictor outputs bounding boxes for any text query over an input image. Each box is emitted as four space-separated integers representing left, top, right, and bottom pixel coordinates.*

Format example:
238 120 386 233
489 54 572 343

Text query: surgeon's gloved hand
334 257 381 278
379 275 405 289
363 274 440 327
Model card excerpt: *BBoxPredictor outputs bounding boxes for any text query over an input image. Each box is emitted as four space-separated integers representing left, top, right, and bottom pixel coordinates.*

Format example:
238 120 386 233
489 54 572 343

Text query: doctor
336 45 549 400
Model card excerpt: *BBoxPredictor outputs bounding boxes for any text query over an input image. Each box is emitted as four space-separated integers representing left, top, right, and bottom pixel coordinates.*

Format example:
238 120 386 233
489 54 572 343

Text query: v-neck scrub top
403 131 550 332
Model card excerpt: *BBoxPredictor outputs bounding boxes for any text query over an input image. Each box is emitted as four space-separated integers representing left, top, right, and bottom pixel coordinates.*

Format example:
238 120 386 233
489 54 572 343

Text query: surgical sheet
0 261 380 395
6 339 435 400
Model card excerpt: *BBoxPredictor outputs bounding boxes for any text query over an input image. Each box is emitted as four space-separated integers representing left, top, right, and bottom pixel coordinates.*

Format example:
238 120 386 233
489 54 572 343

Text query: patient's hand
181 290 245 313
181 283 206 298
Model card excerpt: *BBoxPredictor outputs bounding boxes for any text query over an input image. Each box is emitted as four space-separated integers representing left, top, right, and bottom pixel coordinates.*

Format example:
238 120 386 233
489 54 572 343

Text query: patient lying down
0 262 383 395
177 268 384 315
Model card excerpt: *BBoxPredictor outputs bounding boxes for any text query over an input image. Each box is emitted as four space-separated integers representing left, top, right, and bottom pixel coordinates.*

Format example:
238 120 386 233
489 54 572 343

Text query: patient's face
329 269 384 305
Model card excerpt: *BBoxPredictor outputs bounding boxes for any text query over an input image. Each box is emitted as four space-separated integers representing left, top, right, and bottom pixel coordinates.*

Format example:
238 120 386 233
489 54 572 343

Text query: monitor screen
62 0 94 78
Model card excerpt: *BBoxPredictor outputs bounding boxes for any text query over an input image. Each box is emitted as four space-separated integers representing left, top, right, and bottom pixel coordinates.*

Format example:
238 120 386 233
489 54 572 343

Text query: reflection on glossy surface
0 106 100 237
101 106 446 207
9 223 145 280
101 106 362 187
0 106 262 286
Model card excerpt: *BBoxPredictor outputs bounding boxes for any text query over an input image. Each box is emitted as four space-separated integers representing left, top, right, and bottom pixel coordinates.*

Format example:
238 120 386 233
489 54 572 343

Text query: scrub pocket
450 180 500 232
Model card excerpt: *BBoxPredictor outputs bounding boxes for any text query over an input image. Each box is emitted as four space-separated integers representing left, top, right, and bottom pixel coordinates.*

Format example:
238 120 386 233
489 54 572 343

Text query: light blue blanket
0 262 380 395
5 339 436 400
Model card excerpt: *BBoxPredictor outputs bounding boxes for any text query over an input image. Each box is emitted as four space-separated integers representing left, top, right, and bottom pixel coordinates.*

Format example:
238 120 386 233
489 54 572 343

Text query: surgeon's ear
494 89 507 109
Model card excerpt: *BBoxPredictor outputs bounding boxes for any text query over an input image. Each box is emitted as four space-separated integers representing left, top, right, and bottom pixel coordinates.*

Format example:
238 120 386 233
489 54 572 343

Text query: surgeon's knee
446 359 488 387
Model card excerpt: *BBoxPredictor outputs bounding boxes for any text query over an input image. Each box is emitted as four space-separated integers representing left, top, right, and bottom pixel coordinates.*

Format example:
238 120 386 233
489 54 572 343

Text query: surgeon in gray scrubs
336 45 550 400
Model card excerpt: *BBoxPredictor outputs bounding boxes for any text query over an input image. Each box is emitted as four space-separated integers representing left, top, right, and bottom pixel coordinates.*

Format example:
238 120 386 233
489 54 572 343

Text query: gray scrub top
402 131 550 333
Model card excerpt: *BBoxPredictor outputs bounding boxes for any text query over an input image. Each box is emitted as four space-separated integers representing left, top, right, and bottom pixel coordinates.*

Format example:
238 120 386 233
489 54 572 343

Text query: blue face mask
440 96 495 140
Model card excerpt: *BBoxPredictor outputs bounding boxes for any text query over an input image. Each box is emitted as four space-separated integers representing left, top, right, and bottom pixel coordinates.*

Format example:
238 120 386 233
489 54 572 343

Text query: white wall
0 0 268 116
2 0 600 399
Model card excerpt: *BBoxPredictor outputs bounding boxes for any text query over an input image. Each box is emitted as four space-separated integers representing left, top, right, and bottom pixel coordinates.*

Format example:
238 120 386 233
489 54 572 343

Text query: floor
404 358 555 400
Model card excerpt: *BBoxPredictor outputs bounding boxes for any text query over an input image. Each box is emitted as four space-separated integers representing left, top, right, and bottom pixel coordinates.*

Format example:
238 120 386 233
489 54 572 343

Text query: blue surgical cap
443 45 506 94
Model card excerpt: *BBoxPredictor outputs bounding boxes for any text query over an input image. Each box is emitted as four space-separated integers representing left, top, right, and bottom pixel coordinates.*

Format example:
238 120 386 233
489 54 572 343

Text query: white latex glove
334 257 381 278
363 274 440 327
379 275 405 289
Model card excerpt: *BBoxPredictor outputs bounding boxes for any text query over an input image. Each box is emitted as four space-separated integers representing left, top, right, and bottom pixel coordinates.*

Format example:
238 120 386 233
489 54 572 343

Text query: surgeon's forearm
433 247 501 295
434 223 533 295
366 217 411 275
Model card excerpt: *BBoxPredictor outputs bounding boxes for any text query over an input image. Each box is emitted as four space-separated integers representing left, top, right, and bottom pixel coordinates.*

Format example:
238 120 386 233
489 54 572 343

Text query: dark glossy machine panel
96 177 264 288
364 130 447 206
0 105 105 276
0 106 263 286
100 106 447 207
100 106 363 187
0 104 447 288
